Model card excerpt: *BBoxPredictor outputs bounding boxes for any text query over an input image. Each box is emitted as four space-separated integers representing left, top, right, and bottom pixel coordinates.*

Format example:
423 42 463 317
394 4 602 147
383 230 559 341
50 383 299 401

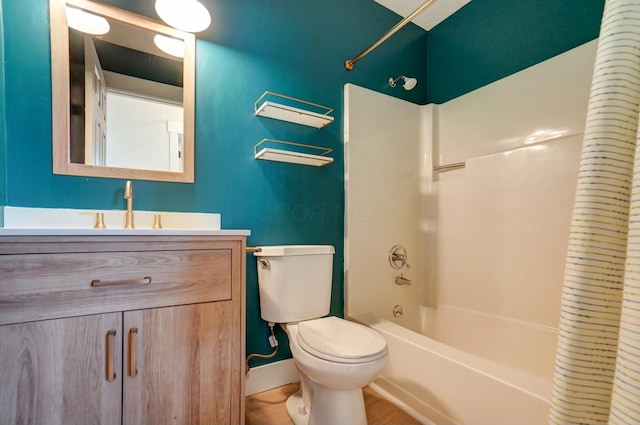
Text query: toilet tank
255 245 335 323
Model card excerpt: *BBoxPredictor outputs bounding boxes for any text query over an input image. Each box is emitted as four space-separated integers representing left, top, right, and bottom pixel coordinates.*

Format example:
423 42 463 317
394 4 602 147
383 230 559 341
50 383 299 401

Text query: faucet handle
389 244 411 269
94 212 106 229
152 214 163 229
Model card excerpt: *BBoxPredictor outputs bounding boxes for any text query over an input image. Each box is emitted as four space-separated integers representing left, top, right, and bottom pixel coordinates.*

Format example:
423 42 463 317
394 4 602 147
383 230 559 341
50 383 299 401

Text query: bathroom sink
0 207 228 234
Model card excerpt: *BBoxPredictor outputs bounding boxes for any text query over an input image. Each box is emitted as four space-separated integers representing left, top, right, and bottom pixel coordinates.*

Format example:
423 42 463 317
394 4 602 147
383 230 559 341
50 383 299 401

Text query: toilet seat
296 316 387 364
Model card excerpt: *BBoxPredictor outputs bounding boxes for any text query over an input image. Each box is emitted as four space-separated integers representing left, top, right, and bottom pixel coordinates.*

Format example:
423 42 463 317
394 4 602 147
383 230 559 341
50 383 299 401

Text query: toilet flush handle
258 259 270 268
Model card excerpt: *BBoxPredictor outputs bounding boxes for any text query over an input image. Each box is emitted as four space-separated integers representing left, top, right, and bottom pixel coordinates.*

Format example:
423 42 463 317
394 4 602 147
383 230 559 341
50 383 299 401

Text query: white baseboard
245 358 300 396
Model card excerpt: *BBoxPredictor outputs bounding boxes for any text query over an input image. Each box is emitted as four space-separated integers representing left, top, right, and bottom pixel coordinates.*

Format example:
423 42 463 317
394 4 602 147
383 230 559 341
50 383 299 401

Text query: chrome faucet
124 180 134 229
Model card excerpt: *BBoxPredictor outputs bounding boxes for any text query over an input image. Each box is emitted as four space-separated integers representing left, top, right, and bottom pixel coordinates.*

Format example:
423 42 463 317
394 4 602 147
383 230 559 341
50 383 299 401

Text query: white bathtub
353 312 553 425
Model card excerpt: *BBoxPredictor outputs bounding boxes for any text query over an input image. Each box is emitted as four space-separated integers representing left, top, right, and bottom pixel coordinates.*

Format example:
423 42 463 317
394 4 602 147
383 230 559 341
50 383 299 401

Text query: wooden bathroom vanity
0 234 246 425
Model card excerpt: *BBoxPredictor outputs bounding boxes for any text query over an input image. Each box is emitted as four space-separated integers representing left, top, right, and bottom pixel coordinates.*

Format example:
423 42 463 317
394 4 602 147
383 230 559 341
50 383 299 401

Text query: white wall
345 39 598 377
106 91 183 172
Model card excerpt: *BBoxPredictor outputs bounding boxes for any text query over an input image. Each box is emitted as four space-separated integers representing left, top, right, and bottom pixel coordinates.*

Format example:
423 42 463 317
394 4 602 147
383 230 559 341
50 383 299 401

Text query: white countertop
0 228 250 236
0 207 250 236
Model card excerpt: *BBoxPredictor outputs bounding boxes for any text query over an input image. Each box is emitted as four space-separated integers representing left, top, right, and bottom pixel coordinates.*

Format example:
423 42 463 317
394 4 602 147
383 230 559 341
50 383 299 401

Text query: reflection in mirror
68 20 184 171
50 0 195 182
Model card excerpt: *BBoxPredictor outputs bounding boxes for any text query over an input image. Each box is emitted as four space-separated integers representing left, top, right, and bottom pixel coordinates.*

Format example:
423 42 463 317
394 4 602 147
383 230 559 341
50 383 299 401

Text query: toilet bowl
283 316 388 425
254 246 388 425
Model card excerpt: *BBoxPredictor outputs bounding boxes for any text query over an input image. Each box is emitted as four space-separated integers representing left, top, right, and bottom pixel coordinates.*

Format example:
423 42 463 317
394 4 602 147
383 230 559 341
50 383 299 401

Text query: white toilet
255 245 388 425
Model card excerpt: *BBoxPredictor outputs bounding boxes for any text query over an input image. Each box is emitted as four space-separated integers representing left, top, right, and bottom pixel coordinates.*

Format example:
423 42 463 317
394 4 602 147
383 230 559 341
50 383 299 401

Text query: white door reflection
106 90 184 172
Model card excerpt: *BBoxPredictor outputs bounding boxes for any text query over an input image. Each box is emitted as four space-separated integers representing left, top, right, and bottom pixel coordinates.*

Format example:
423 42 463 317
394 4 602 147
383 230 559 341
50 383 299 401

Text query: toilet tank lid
254 245 335 257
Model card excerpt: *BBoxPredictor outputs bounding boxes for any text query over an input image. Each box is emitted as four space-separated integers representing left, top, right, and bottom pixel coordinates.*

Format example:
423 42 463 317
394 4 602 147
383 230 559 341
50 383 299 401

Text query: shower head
389 76 417 91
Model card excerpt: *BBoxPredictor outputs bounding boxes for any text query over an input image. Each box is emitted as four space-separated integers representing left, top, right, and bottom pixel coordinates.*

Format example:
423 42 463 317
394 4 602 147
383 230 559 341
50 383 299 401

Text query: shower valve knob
389 244 410 269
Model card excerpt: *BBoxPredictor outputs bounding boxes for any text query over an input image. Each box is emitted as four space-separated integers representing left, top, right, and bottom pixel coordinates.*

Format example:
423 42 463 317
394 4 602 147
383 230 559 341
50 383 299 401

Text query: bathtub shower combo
344 40 597 424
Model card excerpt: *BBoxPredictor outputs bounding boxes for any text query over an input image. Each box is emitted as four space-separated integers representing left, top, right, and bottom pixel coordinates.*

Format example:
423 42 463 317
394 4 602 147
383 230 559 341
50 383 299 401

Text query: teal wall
0 2 5 208
0 0 604 366
427 0 605 103
2 0 427 366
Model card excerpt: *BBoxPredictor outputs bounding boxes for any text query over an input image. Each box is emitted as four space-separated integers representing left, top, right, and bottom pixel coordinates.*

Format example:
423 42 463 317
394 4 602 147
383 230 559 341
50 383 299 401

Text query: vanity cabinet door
0 313 123 425
122 301 233 425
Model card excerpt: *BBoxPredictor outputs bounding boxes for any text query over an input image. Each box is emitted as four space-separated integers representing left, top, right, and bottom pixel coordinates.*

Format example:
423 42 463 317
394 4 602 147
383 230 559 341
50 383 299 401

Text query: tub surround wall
429 39 596 354
344 83 427 328
345 40 597 423
429 135 582 378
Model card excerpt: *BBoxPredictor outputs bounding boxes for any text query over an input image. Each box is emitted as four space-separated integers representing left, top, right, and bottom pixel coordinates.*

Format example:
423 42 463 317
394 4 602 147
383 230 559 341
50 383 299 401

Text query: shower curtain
549 1 640 424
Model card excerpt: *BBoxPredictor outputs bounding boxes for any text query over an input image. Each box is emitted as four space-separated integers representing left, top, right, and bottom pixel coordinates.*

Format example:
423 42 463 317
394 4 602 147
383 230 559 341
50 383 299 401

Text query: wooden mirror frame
50 0 195 183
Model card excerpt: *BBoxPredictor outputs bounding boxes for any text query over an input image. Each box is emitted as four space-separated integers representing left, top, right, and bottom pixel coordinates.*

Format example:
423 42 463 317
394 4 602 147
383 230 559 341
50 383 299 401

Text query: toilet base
285 387 368 425
286 391 309 425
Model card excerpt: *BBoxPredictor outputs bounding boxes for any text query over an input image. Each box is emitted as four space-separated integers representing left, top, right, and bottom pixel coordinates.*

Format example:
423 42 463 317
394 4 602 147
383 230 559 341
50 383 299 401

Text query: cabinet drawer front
0 249 231 325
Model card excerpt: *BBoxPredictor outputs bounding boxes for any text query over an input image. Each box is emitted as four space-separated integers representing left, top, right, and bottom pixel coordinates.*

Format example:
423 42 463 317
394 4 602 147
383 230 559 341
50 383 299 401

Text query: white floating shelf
254 91 334 129
255 101 334 128
255 148 333 166
254 139 333 167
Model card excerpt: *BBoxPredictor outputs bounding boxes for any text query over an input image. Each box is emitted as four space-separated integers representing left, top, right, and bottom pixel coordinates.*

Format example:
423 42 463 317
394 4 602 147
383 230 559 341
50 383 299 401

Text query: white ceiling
375 0 471 31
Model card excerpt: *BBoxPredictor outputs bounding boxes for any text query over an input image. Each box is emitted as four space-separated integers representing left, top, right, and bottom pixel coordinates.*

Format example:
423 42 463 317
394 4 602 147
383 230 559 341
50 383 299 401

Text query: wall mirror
50 0 195 182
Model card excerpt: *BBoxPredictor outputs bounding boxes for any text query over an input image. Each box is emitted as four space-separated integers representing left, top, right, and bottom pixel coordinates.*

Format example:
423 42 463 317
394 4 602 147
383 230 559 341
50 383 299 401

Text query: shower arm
344 0 438 71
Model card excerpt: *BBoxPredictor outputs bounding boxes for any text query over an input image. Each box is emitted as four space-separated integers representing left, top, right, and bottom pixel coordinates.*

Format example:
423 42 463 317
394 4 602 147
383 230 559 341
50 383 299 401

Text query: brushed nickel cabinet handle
128 327 138 378
91 276 152 287
106 330 116 382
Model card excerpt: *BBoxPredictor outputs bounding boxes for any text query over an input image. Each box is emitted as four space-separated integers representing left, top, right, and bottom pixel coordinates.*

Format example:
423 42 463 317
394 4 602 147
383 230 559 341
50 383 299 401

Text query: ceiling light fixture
389 76 418 91
65 6 110 35
155 0 211 33
154 34 186 58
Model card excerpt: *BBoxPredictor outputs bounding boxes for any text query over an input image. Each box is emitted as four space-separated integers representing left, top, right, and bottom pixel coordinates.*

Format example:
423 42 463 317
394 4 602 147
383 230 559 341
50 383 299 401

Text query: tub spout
395 274 411 286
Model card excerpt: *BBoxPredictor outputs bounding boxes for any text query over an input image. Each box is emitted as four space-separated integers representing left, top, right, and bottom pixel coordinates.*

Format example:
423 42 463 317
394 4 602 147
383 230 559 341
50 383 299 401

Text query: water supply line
245 322 279 377
344 0 438 70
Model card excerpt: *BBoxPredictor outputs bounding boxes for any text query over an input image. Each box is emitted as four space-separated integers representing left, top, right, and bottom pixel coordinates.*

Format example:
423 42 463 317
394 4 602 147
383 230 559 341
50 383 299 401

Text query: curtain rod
344 0 438 71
